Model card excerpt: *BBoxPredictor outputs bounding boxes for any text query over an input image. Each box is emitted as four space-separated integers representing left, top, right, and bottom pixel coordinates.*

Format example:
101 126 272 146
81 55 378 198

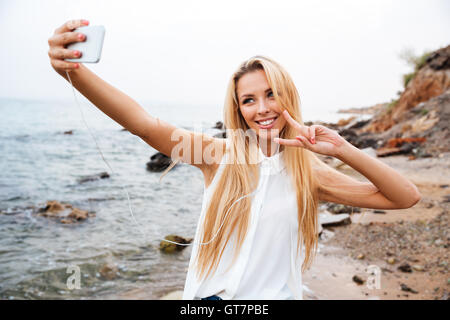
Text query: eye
268 91 274 98
243 98 254 104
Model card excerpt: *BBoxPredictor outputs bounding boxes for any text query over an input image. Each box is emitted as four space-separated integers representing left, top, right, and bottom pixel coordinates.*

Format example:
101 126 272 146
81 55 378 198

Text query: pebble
100 263 119 280
398 263 412 273
412 265 424 271
400 283 418 294
357 253 365 260
387 257 396 264
352 275 365 285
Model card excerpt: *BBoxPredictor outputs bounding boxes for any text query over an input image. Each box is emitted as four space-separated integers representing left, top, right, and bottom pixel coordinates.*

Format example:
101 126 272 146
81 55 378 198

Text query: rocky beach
297 45 450 300
1 44 448 300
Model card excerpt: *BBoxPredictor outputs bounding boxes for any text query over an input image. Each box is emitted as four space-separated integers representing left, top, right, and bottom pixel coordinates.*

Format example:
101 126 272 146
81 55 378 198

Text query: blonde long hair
164 55 375 281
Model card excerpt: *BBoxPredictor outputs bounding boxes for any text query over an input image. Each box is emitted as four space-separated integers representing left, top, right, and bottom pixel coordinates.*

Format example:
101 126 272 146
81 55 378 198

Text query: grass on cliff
400 49 434 88
383 48 435 115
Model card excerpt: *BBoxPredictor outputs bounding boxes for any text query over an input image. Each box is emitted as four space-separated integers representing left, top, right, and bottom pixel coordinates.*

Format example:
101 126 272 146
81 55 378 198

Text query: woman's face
236 69 286 143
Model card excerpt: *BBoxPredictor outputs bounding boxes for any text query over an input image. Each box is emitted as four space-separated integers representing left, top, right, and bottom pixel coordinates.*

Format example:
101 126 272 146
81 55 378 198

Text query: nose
257 99 270 114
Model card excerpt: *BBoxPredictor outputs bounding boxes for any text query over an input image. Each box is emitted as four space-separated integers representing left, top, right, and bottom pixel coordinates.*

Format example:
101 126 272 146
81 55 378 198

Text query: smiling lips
255 116 278 128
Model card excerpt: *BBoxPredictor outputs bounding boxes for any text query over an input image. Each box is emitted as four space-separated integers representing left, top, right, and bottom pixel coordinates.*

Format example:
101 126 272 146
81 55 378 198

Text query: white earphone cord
65 70 258 246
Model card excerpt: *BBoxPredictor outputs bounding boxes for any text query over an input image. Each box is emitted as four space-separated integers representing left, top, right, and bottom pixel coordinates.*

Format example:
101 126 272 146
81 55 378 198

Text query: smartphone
65 25 105 63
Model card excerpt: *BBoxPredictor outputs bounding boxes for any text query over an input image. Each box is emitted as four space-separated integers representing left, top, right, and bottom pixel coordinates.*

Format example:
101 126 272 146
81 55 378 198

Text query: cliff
364 45 450 134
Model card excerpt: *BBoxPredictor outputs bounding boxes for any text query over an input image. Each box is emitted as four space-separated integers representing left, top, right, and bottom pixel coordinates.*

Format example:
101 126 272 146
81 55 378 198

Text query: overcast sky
1 0 449 118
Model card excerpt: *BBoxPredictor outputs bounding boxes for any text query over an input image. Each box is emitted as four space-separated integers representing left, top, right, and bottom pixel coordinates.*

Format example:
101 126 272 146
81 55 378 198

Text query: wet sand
322 152 449 300
302 244 375 300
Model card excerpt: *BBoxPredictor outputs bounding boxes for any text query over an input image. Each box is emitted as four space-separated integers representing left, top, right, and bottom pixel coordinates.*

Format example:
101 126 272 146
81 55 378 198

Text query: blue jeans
201 295 222 300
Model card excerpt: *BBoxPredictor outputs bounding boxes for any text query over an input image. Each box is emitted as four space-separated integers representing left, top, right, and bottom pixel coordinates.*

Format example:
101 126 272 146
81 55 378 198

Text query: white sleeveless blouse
182 139 305 300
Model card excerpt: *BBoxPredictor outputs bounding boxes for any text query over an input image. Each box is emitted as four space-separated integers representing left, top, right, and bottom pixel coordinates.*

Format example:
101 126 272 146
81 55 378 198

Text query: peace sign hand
274 110 348 158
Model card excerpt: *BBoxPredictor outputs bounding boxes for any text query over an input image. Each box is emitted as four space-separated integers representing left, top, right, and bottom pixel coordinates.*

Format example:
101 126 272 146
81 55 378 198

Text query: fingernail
82 20 89 25
78 34 85 40
74 63 79 68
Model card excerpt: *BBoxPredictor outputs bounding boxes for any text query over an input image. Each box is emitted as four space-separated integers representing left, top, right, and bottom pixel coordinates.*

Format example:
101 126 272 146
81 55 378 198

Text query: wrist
57 63 85 81
334 140 355 160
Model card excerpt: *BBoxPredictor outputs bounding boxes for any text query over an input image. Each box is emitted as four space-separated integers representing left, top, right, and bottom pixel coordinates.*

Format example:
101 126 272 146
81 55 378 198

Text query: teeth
258 118 275 126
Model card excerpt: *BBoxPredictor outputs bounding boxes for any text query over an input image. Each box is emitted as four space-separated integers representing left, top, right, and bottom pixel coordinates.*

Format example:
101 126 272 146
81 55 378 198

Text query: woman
48 19 421 300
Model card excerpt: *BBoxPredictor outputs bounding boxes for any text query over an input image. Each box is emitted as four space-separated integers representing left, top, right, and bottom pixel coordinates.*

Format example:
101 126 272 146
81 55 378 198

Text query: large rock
213 121 225 130
38 200 68 217
37 200 94 224
212 121 227 138
77 172 110 184
213 131 227 138
146 152 174 172
319 211 351 227
338 129 378 149
372 90 450 156
375 138 430 157
318 229 335 242
159 235 193 253
67 208 89 220
326 203 361 214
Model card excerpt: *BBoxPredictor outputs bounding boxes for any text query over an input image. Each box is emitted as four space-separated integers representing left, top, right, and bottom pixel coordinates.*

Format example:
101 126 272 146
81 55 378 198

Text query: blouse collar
257 145 286 174
223 139 286 174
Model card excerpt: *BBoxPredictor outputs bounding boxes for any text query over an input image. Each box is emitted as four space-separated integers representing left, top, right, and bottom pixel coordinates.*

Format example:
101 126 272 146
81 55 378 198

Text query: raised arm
275 110 421 210
322 142 421 209
48 19 225 173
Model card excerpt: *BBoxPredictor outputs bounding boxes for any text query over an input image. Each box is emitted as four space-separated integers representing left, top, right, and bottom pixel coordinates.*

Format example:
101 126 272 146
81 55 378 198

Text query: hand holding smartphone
65 25 105 63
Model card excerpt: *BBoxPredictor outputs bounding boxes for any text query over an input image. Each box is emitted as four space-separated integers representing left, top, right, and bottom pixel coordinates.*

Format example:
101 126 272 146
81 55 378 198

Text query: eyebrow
240 88 272 100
